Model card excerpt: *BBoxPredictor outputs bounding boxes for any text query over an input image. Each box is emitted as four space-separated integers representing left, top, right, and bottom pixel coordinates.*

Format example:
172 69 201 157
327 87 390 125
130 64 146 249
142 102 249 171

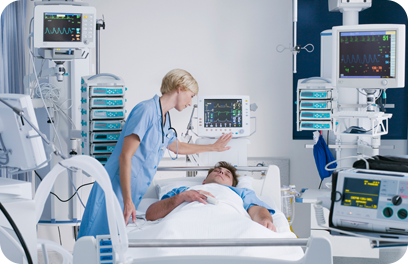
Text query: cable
0 202 33 264
0 133 10 165
29 52 65 157
57 226 62 246
35 171 94 203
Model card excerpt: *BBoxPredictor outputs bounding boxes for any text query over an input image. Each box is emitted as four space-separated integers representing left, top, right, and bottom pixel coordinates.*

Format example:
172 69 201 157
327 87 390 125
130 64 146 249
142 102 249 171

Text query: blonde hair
160 69 199 95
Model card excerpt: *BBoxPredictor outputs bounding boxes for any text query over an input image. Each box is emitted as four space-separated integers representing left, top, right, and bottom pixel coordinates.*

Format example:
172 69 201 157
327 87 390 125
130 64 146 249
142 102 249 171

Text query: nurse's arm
168 132 232 154
119 134 141 225
145 190 210 221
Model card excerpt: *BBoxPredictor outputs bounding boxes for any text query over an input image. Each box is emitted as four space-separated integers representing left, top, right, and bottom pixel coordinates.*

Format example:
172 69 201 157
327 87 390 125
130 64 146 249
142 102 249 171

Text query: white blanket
126 184 304 261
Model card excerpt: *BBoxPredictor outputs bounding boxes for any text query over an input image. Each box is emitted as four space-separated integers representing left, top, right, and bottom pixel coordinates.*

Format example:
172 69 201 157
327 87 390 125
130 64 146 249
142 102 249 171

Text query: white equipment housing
332 169 408 235
197 95 250 138
0 178 37 264
0 94 47 170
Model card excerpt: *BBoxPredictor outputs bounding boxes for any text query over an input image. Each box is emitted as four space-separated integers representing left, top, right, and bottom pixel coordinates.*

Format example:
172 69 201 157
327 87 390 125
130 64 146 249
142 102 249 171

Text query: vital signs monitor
197 96 250 138
332 24 406 89
33 3 96 49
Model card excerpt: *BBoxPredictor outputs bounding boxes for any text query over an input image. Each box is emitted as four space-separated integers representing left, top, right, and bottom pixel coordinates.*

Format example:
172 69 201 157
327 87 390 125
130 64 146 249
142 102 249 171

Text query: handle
301 77 331 83
88 73 121 80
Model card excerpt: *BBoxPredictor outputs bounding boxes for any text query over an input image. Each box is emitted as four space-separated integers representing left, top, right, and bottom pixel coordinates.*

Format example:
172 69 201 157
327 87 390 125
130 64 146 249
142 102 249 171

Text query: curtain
0 0 28 179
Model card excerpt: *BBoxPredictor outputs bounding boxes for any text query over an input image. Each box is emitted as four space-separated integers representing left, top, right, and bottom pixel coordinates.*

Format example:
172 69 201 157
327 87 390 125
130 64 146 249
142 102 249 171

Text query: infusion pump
331 169 408 235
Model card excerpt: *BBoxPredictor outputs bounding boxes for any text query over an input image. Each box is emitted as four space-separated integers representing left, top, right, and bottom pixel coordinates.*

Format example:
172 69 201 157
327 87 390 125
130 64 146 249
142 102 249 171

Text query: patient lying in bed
125 162 304 261
146 161 277 232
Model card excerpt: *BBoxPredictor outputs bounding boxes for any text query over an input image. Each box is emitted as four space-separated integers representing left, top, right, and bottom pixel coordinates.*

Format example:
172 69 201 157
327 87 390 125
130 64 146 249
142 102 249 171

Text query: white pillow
155 175 255 200
236 176 254 190
137 198 159 213
155 176 205 199
156 181 201 200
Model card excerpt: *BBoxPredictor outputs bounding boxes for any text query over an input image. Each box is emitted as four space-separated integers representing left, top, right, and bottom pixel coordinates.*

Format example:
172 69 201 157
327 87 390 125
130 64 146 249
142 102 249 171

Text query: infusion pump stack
195 96 254 167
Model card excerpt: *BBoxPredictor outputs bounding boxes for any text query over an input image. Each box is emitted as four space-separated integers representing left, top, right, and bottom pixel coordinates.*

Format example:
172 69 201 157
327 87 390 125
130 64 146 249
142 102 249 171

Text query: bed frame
126 165 333 264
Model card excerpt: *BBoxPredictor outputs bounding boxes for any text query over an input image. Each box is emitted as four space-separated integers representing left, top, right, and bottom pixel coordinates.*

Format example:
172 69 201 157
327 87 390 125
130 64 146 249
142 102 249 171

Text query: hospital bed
118 165 333 264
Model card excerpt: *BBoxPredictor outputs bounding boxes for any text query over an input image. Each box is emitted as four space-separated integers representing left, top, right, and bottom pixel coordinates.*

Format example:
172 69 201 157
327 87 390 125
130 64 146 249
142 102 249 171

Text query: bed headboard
142 165 282 210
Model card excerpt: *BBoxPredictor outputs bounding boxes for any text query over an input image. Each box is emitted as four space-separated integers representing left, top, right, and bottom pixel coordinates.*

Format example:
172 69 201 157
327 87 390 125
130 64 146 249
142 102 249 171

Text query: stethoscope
159 98 178 160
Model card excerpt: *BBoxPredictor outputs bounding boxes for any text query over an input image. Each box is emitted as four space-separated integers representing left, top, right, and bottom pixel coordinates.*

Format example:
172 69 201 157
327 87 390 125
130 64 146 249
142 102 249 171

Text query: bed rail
157 166 267 172
128 238 308 248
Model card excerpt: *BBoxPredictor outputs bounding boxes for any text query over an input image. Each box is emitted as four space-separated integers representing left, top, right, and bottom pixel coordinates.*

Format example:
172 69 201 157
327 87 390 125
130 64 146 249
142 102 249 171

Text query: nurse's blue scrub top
78 95 176 238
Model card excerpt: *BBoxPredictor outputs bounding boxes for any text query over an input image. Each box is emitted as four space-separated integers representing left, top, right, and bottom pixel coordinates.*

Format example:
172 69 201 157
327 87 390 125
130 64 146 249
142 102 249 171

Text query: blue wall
293 0 408 140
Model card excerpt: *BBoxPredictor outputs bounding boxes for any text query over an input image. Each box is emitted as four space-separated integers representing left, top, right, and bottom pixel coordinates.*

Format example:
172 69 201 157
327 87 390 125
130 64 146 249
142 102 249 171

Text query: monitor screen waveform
204 99 242 128
43 13 81 42
339 31 396 79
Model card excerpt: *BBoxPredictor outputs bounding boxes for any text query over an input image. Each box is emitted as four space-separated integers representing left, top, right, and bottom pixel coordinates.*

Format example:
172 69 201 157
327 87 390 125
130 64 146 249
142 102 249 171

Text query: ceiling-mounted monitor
332 24 406 89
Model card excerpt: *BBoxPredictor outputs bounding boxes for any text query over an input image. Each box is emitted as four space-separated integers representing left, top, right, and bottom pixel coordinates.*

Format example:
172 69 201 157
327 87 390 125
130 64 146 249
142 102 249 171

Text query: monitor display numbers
339 31 396 79
204 99 242 128
43 13 82 42
341 178 381 209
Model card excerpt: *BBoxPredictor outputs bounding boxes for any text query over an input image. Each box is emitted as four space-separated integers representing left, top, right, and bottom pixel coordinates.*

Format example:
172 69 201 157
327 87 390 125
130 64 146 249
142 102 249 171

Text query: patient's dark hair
207 161 238 187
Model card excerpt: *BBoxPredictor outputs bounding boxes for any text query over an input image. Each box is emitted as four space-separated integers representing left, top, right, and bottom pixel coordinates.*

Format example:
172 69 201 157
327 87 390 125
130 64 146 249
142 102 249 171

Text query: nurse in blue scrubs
78 69 233 238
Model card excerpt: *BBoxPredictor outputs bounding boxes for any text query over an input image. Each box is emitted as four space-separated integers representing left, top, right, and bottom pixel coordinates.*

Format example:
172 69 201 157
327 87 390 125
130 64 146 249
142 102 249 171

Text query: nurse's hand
124 199 136 225
212 132 233 152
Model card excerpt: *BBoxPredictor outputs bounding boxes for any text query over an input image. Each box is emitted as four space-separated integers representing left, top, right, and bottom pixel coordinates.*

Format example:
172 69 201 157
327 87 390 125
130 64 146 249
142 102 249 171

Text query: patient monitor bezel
331 24 406 89
33 4 96 49
197 95 250 138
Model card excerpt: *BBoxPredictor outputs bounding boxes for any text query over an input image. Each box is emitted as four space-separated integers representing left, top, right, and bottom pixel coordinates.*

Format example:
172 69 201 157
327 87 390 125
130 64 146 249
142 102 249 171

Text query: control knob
392 195 403 206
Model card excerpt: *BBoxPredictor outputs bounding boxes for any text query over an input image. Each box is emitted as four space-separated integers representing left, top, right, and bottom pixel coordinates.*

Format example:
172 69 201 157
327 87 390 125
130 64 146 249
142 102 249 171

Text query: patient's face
203 167 233 186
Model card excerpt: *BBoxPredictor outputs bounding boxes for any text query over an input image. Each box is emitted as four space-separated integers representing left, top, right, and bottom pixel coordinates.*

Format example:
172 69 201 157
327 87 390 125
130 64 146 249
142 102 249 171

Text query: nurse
78 69 232 238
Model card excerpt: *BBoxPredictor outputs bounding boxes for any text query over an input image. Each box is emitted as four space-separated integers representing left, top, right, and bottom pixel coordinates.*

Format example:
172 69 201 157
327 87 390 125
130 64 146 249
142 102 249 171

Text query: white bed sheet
126 184 304 261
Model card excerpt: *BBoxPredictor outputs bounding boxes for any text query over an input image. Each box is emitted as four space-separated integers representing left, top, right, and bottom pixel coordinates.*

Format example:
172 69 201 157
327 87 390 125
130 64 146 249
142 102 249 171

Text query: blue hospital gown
162 186 275 214
78 95 176 238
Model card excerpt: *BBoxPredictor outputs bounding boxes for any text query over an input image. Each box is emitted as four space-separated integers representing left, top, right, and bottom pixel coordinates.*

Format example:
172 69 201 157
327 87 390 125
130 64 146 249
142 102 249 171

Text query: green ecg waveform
45 27 76 35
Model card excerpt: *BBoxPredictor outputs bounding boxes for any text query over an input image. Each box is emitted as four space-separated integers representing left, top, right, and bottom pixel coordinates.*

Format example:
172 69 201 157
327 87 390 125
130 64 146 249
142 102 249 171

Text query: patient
146 161 277 232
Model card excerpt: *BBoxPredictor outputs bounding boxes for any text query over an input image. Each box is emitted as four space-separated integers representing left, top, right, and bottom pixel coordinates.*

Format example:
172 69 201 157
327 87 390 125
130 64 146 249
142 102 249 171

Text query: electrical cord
35 171 94 203
0 202 33 264
57 227 62 246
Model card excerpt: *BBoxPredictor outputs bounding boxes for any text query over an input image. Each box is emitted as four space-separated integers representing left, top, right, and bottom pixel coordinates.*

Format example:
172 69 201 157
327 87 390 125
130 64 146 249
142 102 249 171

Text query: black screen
43 13 81 42
204 99 242 128
341 177 381 209
339 30 396 78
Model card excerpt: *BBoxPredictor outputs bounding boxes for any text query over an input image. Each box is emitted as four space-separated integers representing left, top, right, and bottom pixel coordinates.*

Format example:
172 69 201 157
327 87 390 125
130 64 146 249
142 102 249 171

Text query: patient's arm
146 190 212 221
247 205 277 232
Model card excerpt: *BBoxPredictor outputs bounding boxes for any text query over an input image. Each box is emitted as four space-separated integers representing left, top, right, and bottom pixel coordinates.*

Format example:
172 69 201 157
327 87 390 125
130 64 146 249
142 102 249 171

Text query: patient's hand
258 218 277 232
247 205 277 232
181 190 215 204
